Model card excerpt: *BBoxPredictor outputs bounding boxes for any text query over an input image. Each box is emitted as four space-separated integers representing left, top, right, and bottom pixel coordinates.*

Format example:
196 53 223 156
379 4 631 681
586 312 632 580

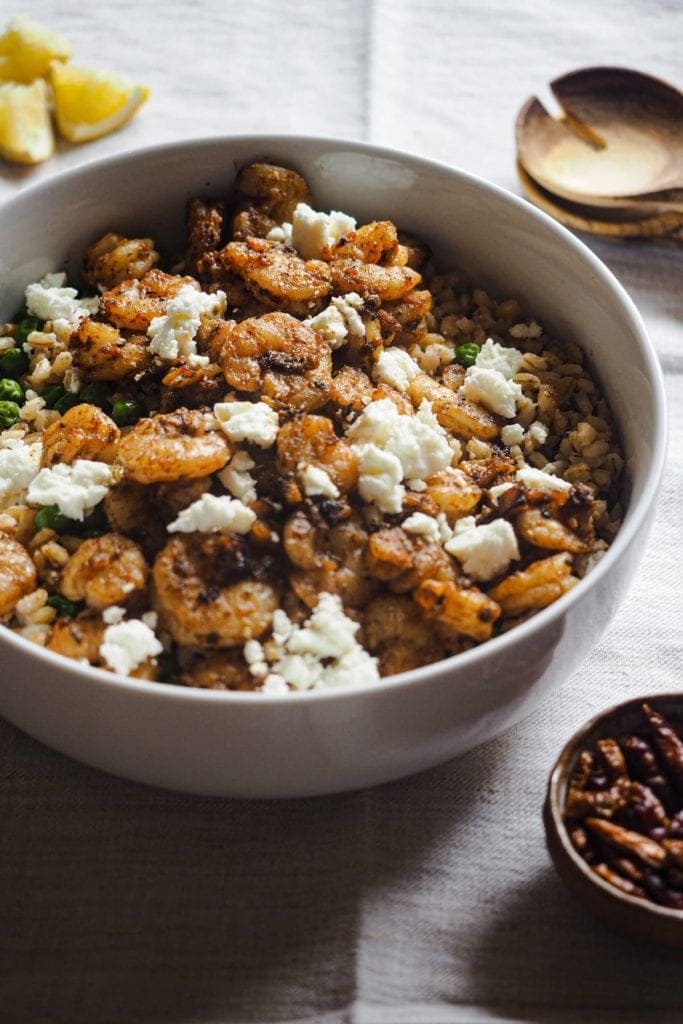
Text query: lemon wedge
0 15 71 84
0 78 54 164
50 63 149 143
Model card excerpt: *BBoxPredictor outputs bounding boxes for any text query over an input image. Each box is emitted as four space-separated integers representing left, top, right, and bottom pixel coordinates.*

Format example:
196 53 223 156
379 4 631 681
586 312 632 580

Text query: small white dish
0 135 666 797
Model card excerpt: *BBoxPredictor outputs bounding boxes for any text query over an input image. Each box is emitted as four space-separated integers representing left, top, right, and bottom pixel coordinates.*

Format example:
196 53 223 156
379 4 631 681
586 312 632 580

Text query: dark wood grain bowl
544 694 683 947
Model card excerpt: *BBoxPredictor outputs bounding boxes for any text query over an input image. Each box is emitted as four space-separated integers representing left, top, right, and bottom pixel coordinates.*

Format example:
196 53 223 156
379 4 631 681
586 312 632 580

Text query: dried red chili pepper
643 704 683 792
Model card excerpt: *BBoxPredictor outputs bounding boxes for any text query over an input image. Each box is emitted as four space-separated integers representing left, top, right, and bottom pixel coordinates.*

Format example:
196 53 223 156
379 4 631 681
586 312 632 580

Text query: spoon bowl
516 67 683 209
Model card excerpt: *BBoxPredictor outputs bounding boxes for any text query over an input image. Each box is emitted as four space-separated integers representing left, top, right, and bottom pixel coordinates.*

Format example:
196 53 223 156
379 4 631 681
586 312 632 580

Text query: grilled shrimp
329 221 398 264
83 232 159 290
216 237 332 317
408 373 499 441
214 311 332 412
283 511 377 610
330 258 421 301
0 537 37 618
178 649 255 690
488 553 576 617
185 198 224 277
72 320 151 381
118 408 231 484
363 594 445 676
47 611 157 678
366 527 455 593
152 534 278 646
328 365 373 411
40 403 120 468
276 414 358 494
515 508 588 554
101 269 197 331
60 533 149 610
232 162 312 239
415 578 501 642
378 289 432 344
425 468 482 518
104 480 167 558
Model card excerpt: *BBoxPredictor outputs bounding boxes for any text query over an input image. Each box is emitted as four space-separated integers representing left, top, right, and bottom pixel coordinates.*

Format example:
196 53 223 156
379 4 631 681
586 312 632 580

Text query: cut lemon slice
0 78 54 164
50 63 149 143
0 15 71 84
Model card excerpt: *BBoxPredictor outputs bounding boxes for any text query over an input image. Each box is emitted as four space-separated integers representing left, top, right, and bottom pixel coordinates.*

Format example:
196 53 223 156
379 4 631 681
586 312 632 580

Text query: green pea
34 505 75 533
54 391 81 415
79 381 113 409
80 504 108 538
0 400 21 428
111 397 144 427
15 316 41 348
454 342 481 368
42 384 67 408
46 594 82 618
0 378 23 404
0 347 29 379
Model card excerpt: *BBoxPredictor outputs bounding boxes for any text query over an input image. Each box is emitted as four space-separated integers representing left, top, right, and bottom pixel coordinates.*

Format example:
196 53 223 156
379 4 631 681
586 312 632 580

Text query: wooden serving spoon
516 67 683 211
517 161 683 243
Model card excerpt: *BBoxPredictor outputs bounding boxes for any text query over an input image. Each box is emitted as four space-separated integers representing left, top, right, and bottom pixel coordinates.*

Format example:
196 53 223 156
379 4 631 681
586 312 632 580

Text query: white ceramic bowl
0 136 666 798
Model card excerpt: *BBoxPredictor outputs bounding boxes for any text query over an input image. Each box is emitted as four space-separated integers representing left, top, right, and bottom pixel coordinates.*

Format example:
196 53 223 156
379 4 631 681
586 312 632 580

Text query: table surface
1 2 682 1022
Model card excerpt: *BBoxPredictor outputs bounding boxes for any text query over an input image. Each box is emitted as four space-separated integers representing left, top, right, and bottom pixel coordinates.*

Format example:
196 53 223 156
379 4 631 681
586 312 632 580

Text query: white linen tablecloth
1 2 682 1021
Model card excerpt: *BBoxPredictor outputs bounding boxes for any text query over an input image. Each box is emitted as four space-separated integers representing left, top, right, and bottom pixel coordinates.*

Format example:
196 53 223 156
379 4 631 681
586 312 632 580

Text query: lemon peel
50 62 149 143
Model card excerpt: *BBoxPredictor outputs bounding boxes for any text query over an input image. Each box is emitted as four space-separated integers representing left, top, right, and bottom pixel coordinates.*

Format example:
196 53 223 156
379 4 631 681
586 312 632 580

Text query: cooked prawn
185 199 224 277
329 221 398 264
231 162 312 239
47 611 157 679
60 533 149 610
408 373 499 441
71 320 151 381
40 403 120 468
216 237 332 317
366 527 455 593
0 537 37 619
283 511 377 610
363 593 445 676
276 414 358 494
101 269 197 331
178 649 255 690
515 508 588 554
83 232 159 291
330 258 421 301
118 408 231 484
414 578 501 642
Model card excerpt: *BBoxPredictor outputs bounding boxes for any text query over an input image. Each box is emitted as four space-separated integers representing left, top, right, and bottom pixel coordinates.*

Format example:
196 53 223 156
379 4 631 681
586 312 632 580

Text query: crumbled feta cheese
0 440 41 508
24 272 95 334
218 451 257 504
261 672 289 694
489 482 516 505
27 460 112 520
527 420 549 446
475 337 524 378
258 592 379 692
290 203 356 259
373 348 421 392
100 617 163 676
300 464 340 499
167 493 256 534
141 611 158 630
461 367 523 418
402 512 440 542
244 639 265 664
305 292 365 348
102 605 126 625
266 222 293 245
445 519 520 582
501 423 524 446
148 284 226 364
214 400 279 448
353 443 405 514
516 465 572 492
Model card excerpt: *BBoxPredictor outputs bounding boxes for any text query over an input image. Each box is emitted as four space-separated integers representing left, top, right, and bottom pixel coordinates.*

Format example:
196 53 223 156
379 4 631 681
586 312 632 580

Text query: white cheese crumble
99 616 163 676
147 284 226 366
445 518 520 582
373 348 421 393
253 593 379 692
102 605 126 625
489 482 516 505
290 202 357 259
217 451 257 504
167 493 256 534
266 222 293 244
300 464 340 499
24 272 96 337
0 440 41 508
214 400 279 448
402 512 440 542
304 292 365 348
27 460 112 520
528 420 549 446
475 337 524 378
500 423 524 447
516 465 572 492
353 443 405 514
461 367 523 418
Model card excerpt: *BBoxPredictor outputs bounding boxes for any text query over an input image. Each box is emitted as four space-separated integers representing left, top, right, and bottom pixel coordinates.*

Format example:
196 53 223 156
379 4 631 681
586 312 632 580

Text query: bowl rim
0 132 668 705
546 693 683 923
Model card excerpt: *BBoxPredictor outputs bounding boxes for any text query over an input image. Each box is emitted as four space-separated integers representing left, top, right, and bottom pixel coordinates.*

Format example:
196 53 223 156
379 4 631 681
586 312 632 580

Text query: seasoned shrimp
283 511 377 609
118 408 231 484
329 221 398 264
83 232 159 290
328 365 373 411
159 362 225 413
232 162 312 239
425 468 482 518
40 403 120 468
415 579 501 642
378 289 432 344
47 611 157 678
488 553 577 617
215 311 332 412
330 258 421 301
215 237 332 317
178 650 255 690
0 537 37 618
276 415 358 494
152 534 278 646
408 373 499 441
72 320 151 381
60 533 149 610
185 198 224 277
515 508 588 554
104 480 167 558
363 594 445 676
101 269 196 331
366 527 455 593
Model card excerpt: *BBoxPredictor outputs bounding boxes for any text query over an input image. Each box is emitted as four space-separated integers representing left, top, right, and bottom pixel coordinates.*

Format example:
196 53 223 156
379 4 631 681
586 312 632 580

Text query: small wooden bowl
544 694 683 947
